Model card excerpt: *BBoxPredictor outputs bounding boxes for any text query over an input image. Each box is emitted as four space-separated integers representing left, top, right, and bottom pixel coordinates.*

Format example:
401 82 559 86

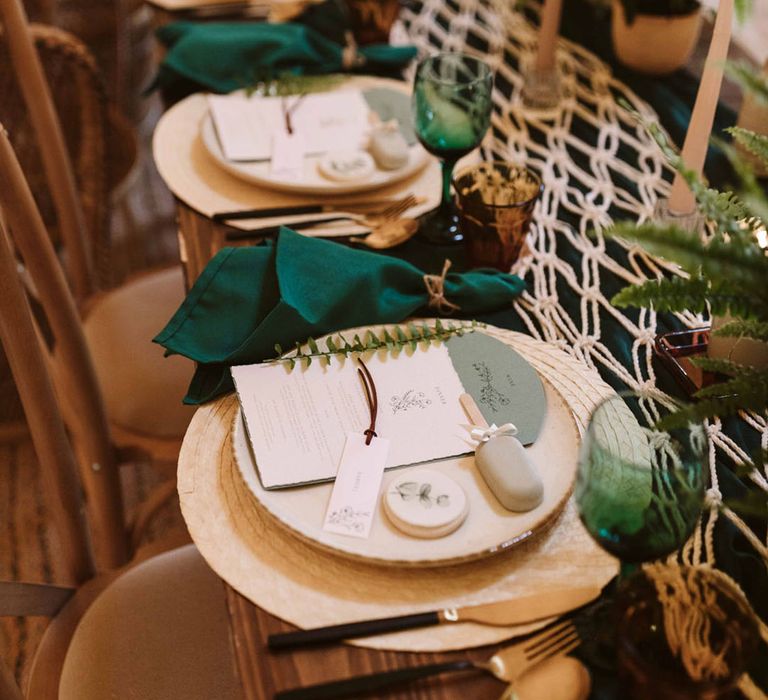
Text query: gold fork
274 620 580 699
292 193 422 228
224 194 423 241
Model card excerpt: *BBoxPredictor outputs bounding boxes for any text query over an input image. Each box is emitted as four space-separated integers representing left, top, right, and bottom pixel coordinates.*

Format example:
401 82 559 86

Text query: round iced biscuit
318 150 375 182
382 468 468 539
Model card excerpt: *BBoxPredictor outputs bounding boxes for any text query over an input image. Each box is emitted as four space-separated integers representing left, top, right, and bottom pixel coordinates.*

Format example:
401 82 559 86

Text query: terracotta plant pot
611 0 703 75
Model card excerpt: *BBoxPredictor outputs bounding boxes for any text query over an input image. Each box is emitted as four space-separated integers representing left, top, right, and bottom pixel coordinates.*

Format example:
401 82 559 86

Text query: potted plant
611 0 703 74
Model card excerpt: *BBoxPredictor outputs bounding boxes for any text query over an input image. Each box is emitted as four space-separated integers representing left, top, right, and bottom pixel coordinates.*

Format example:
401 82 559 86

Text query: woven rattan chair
0 21 137 291
0 136 242 697
0 0 195 471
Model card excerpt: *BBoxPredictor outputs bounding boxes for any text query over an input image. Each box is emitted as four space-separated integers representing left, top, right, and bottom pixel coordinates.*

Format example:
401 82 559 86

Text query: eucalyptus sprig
243 72 346 98
270 320 481 370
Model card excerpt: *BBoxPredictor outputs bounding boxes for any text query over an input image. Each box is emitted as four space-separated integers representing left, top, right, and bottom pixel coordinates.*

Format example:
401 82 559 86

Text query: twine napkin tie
341 31 365 70
424 259 461 314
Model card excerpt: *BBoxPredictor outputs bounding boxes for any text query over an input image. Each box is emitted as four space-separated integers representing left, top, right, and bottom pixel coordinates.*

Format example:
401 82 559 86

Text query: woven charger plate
177 327 619 652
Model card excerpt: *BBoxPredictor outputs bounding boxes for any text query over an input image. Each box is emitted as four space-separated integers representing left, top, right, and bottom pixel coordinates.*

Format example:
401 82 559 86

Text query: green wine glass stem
619 561 639 581
440 157 458 211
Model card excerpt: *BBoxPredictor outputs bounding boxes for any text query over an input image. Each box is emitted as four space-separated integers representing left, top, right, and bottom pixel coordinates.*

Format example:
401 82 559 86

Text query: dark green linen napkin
154 228 525 404
150 20 417 96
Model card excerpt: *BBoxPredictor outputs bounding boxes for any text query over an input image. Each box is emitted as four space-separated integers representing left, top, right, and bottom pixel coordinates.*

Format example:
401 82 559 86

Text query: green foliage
614 0 751 24
727 127 768 164
725 61 768 105
244 73 346 98
612 275 710 313
713 320 768 343
607 64 768 519
267 321 482 370
617 0 699 24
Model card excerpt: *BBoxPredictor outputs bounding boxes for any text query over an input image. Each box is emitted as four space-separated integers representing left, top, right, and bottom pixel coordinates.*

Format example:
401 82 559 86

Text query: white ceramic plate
232 334 581 567
200 80 432 195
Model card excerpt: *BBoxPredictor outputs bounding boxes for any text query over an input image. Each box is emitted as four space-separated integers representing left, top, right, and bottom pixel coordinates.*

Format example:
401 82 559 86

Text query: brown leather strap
357 359 378 446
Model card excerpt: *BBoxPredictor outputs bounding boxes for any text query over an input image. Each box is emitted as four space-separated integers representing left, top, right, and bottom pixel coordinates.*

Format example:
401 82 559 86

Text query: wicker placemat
178 327 620 652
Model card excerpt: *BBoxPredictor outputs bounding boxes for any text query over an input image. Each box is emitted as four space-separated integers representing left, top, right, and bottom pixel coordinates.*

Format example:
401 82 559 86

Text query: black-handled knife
267 586 600 651
212 199 398 222
225 216 369 241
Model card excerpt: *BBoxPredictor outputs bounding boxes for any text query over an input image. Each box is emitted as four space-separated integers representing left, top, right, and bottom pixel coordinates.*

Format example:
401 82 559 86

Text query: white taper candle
668 0 733 215
535 0 564 74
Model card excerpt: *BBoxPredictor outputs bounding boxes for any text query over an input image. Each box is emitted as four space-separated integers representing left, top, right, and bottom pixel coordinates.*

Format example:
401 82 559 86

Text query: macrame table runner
393 0 767 615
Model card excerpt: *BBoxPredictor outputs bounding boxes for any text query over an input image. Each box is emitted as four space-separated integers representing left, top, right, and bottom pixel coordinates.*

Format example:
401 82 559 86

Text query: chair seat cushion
59 544 243 700
83 265 195 438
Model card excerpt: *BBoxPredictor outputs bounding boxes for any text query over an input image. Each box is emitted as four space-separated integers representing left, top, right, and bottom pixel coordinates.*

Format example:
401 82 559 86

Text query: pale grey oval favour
475 435 544 512
368 125 409 170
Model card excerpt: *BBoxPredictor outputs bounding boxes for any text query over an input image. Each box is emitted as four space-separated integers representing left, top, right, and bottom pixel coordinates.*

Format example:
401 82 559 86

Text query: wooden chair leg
0 659 22 700
127 478 179 551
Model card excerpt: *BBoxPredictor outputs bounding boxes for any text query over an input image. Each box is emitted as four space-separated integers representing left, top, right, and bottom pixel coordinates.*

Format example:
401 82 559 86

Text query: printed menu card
231 332 548 490
208 90 370 162
232 344 469 489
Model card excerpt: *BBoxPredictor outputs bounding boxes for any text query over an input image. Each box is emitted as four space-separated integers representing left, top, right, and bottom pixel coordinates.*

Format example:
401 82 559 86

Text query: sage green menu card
446 332 547 445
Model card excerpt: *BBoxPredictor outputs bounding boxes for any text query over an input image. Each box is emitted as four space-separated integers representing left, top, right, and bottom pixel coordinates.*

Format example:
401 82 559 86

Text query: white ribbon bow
470 423 518 443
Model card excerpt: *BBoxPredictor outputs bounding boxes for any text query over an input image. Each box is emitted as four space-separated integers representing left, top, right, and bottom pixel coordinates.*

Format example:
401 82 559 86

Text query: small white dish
318 151 375 182
383 468 469 538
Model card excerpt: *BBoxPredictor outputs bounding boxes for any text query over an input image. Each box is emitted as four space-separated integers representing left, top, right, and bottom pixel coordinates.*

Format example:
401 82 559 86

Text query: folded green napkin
151 20 417 95
155 228 526 404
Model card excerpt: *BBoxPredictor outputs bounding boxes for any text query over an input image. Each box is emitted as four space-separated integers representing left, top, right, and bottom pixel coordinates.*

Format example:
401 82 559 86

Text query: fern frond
713 320 768 342
659 382 768 428
610 221 768 285
725 61 768 105
695 374 768 402
611 276 709 312
705 280 768 319
689 356 748 377
727 127 768 165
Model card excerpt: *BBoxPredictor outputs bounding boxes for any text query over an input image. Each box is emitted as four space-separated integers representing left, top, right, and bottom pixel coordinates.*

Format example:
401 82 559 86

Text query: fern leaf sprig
610 221 768 286
659 375 768 429
269 321 480 370
712 320 768 343
727 127 768 164
611 275 710 313
725 61 768 105
689 356 747 377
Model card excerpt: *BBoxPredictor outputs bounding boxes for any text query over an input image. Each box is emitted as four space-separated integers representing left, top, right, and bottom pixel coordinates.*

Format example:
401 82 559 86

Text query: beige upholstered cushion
59 544 243 700
83 265 195 438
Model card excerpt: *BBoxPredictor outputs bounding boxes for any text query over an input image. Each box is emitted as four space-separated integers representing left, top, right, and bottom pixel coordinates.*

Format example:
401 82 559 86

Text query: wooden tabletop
225 586 505 699
176 199 237 286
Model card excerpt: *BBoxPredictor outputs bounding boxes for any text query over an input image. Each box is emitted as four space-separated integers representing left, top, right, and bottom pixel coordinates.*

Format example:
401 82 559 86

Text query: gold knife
267 586 600 650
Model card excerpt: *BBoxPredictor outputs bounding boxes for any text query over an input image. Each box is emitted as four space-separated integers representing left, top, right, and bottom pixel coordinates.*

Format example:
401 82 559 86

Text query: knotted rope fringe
644 563 753 682
423 259 461 314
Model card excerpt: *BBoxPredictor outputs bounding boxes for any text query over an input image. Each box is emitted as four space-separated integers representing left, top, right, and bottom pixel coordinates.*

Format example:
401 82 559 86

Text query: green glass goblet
575 392 708 579
411 52 493 244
